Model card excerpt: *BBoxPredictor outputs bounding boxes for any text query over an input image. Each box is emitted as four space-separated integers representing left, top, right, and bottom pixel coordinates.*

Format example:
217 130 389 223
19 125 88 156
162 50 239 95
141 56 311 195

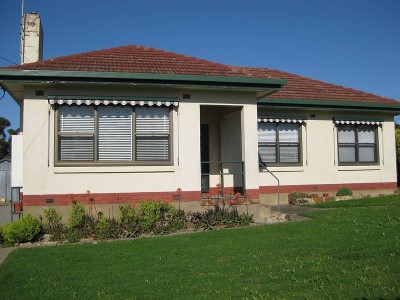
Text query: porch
199 105 248 198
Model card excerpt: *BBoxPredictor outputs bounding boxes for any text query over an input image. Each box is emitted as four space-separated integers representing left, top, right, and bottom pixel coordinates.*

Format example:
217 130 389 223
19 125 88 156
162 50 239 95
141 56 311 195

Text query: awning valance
334 119 382 125
257 116 307 124
48 96 179 107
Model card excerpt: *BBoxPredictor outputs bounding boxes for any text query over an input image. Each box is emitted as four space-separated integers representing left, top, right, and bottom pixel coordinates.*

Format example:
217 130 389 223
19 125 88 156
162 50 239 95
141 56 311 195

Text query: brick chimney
21 12 43 64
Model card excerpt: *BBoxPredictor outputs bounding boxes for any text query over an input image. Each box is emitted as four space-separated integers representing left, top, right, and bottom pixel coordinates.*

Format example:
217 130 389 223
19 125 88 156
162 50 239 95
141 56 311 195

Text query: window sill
260 166 304 173
337 165 381 171
53 165 175 174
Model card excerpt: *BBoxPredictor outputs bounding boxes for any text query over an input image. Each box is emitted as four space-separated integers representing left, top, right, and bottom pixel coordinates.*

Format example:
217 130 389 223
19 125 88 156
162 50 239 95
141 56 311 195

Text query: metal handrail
259 162 280 212
201 160 245 198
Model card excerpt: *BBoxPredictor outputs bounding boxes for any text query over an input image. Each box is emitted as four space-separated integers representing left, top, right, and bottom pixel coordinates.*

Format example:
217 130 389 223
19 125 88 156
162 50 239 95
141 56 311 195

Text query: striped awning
334 119 382 125
257 116 307 124
48 96 179 107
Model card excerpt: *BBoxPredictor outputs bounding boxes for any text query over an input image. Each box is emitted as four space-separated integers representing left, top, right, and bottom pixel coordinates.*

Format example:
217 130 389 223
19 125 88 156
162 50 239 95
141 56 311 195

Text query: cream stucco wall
258 108 397 188
20 84 397 202
21 85 258 197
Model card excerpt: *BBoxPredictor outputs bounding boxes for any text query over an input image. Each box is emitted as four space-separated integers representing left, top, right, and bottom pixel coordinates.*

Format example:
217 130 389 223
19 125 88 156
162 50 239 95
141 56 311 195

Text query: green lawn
308 193 400 208
1 197 400 299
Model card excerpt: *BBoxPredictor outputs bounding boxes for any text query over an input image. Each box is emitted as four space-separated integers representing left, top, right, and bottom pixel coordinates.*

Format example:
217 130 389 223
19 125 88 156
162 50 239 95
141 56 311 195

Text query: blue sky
0 0 399 129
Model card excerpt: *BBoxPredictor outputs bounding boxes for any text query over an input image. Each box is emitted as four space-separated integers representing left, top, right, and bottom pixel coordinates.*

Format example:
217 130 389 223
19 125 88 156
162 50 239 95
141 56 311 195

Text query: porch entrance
200 105 245 197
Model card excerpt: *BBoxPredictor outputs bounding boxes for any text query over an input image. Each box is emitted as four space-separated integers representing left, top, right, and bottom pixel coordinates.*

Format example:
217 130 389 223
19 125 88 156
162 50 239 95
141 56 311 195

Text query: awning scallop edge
48 96 179 107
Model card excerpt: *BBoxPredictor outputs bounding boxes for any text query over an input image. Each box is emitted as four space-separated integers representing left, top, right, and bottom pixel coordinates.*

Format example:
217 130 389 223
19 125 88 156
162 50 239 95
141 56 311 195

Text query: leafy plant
68 201 86 229
43 207 65 241
336 187 353 197
288 192 313 205
95 216 120 240
0 226 5 244
0 214 42 244
199 206 253 230
119 204 138 236
135 201 176 233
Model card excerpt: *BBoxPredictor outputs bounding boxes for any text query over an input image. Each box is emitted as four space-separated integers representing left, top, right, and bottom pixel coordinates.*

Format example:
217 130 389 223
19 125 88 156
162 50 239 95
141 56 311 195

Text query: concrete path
271 205 328 214
0 247 14 266
270 205 330 221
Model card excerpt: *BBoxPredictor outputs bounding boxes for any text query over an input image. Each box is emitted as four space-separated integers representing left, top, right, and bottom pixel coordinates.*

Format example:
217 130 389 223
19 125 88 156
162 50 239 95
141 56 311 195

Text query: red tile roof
3 45 398 105
235 67 399 105
6 45 251 77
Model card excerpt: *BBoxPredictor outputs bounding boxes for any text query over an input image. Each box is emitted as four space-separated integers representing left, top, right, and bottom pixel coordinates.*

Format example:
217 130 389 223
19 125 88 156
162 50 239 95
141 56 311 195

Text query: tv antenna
20 0 25 64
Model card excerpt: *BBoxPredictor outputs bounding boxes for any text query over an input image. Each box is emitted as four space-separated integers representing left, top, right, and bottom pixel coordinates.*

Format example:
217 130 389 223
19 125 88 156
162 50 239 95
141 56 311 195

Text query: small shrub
43 207 65 241
1 214 42 244
95 216 120 240
68 201 86 230
66 229 80 243
67 201 96 241
288 192 313 205
199 206 253 230
336 187 353 197
119 204 138 236
135 201 176 233
0 226 5 244
169 209 186 232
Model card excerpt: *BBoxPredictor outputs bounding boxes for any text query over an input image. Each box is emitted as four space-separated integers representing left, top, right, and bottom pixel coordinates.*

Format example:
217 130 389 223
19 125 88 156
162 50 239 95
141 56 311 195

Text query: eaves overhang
0 69 286 92
258 98 400 113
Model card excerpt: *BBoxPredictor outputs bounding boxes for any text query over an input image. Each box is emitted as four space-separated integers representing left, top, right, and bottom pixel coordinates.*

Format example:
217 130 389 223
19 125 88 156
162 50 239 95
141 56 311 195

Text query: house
0 16 399 217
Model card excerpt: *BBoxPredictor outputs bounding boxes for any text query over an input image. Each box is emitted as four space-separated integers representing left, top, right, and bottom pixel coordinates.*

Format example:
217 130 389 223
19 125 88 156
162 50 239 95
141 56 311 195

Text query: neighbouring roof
1 45 398 106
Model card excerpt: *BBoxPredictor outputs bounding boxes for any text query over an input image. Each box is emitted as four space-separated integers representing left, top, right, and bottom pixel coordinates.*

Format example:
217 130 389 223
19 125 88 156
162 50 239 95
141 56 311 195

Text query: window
258 122 301 165
56 105 172 165
337 124 378 164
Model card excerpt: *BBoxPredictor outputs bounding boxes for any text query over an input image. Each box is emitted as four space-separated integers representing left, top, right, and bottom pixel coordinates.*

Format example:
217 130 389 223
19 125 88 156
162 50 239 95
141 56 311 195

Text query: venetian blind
258 123 277 163
135 107 170 161
58 106 95 161
98 106 132 161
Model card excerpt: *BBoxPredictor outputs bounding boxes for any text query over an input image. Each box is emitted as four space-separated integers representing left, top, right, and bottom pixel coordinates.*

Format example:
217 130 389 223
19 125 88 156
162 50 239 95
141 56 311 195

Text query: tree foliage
0 116 18 160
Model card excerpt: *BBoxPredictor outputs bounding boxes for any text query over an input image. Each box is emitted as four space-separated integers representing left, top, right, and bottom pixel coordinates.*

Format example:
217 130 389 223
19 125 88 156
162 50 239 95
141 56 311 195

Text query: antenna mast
20 0 25 64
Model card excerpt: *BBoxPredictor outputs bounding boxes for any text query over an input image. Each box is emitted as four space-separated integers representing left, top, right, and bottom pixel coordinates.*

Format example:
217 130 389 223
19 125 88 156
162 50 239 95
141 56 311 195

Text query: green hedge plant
336 187 353 197
0 214 42 244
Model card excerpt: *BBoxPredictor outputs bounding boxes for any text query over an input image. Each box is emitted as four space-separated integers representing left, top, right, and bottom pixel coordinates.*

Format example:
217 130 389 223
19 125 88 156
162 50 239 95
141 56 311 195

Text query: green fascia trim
49 95 179 102
258 98 400 111
0 69 286 88
258 115 307 120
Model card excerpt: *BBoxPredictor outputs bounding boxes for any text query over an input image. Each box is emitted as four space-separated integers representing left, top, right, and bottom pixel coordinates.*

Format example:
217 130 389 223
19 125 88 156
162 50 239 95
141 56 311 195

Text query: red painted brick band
22 191 202 206
260 182 397 194
21 182 396 207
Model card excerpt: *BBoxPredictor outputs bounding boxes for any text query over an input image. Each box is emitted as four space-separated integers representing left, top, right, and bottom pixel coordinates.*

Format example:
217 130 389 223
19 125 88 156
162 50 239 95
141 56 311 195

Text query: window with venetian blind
337 124 378 164
258 122 302 165
57 105 172 165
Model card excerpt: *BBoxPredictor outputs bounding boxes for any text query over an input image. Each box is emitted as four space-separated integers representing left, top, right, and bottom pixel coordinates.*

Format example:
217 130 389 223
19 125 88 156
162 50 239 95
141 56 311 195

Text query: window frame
258 122 303 166
55 105 173 167
336 124 379 166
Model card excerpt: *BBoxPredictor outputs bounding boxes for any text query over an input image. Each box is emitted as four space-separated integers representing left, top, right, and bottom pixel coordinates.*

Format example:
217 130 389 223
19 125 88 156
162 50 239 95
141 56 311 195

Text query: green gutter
258 98 400 112
0 69 286 89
